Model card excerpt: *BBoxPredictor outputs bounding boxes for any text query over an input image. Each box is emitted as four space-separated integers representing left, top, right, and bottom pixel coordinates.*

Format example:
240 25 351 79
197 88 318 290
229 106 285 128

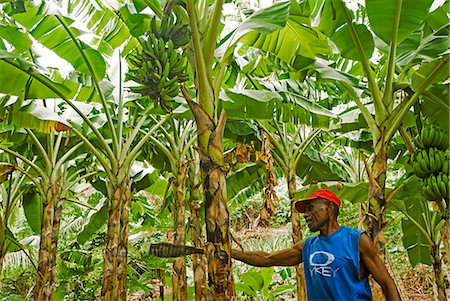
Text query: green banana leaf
389 201 433 266
227 162 266 205
296 150 344 184
313 0 347 37
217 0 331 65
3 227 27 253
411 57 449 92
241 1 331 63
215 1 291 61
77 196 108 245
0 51 72 98
396 24 449 68
293 181 369 204
422 85 450 130
366 0 433 45
0 24 32 52
220 88 336 128
12 101 70 133
13 2 106 81
66 0 140 50
23 191 42 235
330 23 374 61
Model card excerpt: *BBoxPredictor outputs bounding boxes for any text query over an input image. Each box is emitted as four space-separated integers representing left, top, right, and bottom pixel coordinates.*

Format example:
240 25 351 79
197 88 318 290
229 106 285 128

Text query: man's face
303 198 331 232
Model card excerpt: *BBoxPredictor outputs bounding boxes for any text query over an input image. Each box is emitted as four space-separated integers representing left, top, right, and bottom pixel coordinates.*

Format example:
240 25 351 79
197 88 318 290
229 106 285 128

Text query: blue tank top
302 226 372 301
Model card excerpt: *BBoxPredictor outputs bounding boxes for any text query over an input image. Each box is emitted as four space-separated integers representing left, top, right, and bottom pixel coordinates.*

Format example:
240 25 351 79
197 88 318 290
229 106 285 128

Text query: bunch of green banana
421 172 449 200
150 14 190 48
126 32 188 111
410 147 446 178
414 123 449 150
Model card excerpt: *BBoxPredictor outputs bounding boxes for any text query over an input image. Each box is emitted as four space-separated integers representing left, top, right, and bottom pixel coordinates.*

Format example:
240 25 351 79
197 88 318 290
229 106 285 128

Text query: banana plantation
0 0 449 300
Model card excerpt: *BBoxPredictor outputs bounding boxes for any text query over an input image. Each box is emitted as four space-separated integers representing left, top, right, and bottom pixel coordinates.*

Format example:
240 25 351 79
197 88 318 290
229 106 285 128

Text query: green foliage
76 192 108 245
235 266 296 301
0 265 35 299
366 0 433 45
390 177 444 267
22 191 42 235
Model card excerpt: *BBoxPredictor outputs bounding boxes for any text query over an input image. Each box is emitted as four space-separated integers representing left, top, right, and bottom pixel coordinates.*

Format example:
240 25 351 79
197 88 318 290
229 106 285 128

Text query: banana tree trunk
260 134 277 222
364 141 388 301
101 176 132 301
0 219 5 283
441 217 450 265
187 101 235 300
0 252 4 284
436 200 449 265
189 173 208 301
203 163 235 301
364 143 388 259
48 198 64 297
431 242 448 301
34 183 58 301
172 161 189 301
287 171 306 301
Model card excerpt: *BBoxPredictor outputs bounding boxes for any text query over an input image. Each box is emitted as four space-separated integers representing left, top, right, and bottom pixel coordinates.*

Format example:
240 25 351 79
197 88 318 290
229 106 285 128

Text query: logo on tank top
309 251 340 277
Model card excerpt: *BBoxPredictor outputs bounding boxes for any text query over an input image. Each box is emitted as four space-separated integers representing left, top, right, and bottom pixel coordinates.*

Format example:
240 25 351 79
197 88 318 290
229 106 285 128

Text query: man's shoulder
341 226 366 236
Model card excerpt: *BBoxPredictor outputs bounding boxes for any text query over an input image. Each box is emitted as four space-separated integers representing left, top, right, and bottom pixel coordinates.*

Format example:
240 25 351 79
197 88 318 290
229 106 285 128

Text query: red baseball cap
295 189 341 213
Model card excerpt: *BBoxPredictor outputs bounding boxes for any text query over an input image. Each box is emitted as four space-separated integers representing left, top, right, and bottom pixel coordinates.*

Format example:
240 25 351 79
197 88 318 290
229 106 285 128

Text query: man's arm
359 234 401 301
231 242 303 267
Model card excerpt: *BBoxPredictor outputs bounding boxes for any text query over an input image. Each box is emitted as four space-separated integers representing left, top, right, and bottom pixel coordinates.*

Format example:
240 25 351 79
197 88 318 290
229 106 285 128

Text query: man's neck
319 220 340 237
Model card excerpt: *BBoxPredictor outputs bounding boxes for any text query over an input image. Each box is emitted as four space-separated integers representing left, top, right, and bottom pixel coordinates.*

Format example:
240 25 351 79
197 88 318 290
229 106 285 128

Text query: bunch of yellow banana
410 147 446 178
414 123 449 150
421 172 449 201
126 31 188 111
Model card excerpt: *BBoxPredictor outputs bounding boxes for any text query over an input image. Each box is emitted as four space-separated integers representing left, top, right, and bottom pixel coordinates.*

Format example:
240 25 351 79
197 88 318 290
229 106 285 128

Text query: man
231 189 401 301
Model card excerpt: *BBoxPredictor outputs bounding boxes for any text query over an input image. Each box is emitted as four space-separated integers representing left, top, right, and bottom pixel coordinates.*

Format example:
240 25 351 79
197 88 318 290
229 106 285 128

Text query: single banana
429 148 436 172
437 173 447 197
420 126 428 147
443 159 449 174
430 176 440 199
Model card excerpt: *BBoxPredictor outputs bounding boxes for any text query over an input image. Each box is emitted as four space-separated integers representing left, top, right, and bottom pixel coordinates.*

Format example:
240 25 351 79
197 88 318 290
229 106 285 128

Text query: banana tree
178 0 308 297
327 0 449 258
0 1 172 299
0 123 97 301
148 118 196 300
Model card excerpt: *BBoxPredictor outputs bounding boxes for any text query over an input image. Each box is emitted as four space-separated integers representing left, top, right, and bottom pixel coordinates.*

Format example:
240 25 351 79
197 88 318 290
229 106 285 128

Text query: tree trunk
48 197 63 297
260 134 277 222
0 218 6 282
172 161 189 301
101 176 132 301
441 217 450 265
287 172 306 301
431 242 448 301
34 183 58 301
363 141 388 300
436 199 449 265
189 172 208 301
187 101 235 300
203 163 235 300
